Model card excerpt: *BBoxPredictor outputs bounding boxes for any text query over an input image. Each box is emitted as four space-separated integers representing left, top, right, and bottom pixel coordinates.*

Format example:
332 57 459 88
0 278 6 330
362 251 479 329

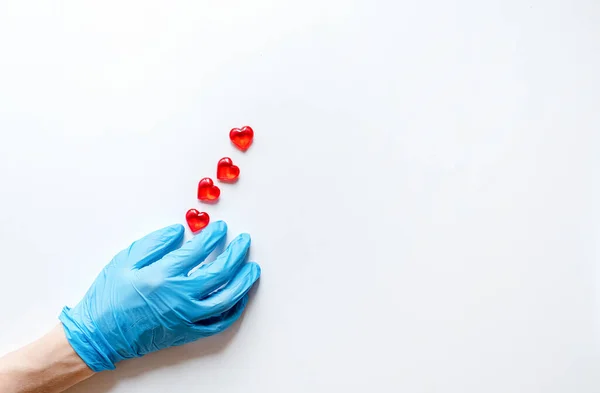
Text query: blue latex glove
59 221 260 372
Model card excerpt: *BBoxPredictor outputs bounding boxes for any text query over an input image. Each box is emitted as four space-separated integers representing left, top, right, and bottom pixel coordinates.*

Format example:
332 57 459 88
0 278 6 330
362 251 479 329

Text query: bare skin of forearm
0 325 94 393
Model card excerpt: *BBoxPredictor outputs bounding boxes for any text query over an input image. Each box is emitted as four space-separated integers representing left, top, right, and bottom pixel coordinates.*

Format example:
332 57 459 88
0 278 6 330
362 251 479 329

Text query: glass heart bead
217 157 240 182
185 209 210 233
229 126 254 151
197 177 220 202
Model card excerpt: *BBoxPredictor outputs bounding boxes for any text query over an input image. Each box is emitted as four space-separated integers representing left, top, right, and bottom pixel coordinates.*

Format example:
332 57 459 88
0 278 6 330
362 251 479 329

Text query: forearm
0 324 94 393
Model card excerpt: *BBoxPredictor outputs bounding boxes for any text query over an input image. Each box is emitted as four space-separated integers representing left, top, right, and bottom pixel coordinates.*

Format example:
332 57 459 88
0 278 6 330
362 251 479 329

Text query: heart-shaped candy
217 157 240 182
185 209 210 233
229 126 254 151
197 177 220 202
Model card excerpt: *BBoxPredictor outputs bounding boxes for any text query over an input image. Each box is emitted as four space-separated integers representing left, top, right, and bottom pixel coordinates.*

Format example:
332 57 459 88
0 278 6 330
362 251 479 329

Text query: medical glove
59 221 260 372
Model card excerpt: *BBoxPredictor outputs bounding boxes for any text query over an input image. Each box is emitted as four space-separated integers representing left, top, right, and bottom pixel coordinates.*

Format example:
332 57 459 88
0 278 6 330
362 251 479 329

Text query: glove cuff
59 306 118 372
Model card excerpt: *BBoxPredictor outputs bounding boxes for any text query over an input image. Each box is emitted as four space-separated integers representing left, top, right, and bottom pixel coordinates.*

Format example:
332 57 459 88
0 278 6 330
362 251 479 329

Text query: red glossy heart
185 209 210 233
197 177 220 202
229 126 254 151
217 157 240 182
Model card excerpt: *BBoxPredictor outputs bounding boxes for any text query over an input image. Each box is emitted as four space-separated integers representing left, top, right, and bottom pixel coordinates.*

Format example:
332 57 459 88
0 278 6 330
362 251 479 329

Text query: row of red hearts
186 126 254 233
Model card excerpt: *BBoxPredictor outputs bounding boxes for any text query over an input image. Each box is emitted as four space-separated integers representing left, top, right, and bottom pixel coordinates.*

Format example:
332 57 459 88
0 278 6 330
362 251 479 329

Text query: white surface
1 1 599 392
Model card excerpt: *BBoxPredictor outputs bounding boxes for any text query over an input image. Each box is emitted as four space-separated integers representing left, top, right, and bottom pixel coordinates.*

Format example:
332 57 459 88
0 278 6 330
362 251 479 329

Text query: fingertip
166 224 185 243
169 223 185 235
197 221 227 244
157 223 185 242
235 235 251 257
249 262 261 279
210 220 227 233
223 233 251 254
239 232 251 245
240 262 261 283
236 232 251 246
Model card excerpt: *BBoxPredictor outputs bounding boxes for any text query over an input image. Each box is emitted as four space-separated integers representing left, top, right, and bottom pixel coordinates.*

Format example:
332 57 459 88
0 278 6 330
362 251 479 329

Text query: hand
59 221 261 372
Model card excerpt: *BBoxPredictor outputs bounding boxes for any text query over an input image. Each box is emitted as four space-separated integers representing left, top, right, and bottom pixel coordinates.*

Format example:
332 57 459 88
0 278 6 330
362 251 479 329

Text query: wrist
0 324 94 393
59 305 121 372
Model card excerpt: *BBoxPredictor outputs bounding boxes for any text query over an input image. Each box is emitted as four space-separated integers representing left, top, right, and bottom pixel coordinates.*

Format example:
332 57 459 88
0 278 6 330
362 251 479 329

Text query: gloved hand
59 221 261 372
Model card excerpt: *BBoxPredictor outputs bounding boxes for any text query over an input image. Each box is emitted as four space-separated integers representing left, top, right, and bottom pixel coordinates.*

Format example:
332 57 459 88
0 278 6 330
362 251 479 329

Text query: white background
1 1 599 392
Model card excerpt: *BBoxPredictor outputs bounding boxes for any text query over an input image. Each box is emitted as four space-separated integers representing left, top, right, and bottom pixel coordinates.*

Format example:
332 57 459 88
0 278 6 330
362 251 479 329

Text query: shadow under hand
66 279 261 393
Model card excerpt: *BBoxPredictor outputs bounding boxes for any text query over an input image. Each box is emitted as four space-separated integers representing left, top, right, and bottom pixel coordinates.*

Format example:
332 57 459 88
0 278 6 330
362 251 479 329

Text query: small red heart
229 126 254 151
197 177 220 202
185 209 210 233
217 157 240 182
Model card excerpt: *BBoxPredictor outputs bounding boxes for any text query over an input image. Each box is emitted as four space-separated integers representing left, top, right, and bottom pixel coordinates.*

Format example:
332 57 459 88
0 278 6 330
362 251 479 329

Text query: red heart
229 126 254 151
185 209 210 233
217 157 240 182
197 177 220 202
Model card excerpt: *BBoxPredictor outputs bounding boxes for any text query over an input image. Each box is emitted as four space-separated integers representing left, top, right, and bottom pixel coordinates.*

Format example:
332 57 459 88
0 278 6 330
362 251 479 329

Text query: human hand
59 221 261 372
